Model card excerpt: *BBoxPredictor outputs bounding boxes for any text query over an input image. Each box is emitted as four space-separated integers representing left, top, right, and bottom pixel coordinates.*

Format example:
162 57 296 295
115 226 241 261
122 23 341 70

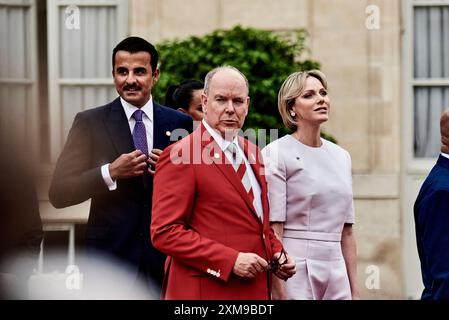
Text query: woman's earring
290 111 296 117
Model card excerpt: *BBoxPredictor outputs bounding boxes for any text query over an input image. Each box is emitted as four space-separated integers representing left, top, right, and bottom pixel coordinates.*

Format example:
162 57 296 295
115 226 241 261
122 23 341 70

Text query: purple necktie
132 109 148 156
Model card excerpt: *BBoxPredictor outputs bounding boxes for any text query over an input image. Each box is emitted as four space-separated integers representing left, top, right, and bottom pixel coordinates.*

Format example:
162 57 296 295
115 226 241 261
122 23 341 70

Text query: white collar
441 152 449 160
120 96 153 122
202 119 239 152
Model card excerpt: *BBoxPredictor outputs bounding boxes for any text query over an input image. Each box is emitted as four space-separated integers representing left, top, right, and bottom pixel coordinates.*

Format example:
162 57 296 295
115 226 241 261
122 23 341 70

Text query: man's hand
233 252 268 278
148 148 163 175
109 150 147 180
272 251 296 281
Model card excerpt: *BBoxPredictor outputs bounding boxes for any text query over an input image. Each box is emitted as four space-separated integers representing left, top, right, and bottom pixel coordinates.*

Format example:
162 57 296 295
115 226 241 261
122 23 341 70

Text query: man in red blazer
151 66 295 299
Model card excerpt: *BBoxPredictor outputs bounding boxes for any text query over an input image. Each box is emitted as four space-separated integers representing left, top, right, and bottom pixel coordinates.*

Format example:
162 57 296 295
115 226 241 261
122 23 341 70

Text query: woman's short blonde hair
278 69 328 131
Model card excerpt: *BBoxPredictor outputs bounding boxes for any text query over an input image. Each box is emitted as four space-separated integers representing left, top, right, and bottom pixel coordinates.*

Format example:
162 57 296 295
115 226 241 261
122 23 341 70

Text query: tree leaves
154 25 335 143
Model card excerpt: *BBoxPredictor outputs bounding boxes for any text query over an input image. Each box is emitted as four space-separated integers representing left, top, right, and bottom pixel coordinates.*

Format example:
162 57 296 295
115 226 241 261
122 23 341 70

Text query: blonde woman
262 70 359 300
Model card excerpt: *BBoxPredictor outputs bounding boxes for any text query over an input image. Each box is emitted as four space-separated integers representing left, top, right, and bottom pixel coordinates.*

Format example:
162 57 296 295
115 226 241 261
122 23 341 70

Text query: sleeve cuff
101 164 117 191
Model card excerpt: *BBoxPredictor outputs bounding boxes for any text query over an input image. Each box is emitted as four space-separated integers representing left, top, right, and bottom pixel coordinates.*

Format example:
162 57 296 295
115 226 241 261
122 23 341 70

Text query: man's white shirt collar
120 96 154 122
202 119 239 152
441 152 449 160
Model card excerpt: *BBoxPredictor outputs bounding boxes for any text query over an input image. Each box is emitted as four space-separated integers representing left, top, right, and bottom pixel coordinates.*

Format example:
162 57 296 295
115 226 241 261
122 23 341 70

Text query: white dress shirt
101 97 154 191
442 152 449 160
202 120 263 221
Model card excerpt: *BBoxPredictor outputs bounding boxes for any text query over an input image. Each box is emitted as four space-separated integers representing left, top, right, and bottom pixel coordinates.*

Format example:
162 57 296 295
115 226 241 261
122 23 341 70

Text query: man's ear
153 69 160 82
201 93 208 114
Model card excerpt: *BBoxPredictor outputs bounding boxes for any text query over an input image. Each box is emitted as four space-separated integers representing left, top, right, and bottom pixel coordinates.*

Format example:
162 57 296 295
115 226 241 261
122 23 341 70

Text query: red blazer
151 124 283 300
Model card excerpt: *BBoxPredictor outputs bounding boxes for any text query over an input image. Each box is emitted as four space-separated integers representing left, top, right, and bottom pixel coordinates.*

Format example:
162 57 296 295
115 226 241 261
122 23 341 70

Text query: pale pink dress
262 135 355 300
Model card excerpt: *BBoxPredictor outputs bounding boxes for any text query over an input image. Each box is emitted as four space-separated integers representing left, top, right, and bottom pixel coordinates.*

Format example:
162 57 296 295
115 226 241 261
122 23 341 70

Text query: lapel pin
214 153 220 159
166 131 171 136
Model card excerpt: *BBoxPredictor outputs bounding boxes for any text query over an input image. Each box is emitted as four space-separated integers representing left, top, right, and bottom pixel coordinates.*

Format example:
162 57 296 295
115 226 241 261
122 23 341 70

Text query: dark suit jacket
49 97 193 284
414 155 449 300
151 124 283 299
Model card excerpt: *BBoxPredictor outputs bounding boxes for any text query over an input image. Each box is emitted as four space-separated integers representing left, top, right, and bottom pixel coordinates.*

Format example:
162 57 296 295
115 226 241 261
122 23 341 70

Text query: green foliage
154 25 335 143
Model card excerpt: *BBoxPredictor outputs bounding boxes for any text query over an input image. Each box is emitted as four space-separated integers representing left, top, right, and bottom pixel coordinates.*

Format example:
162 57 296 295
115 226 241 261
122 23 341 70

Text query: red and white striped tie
228 142 254 204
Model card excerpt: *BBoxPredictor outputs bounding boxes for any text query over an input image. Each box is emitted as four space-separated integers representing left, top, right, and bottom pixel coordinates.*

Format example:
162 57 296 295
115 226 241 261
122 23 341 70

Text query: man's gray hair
203 65 249 95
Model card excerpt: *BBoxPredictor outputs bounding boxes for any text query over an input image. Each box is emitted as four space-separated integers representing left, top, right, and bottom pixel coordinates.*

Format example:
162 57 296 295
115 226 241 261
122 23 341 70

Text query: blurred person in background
165 79 204 123
0 130 43 299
